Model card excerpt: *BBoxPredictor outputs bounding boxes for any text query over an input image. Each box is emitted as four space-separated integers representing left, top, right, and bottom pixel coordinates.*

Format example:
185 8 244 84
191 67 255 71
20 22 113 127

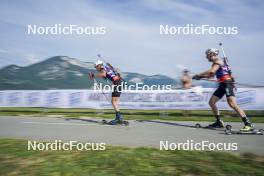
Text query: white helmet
94 60 103 67
205 48 219 55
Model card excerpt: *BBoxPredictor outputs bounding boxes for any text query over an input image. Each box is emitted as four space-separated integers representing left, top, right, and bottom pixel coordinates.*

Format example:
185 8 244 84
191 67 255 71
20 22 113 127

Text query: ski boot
109 112 123 125
207 120 224 128
240 123 254 132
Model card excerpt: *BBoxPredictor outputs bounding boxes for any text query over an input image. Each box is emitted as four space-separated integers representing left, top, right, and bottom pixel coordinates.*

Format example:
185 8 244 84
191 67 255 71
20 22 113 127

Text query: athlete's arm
181 75 191 82
95 70 107 78
197 64 220 78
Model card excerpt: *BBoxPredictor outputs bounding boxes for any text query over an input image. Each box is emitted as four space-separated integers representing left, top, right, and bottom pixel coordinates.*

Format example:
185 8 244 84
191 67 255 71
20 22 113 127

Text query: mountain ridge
0 56 184 90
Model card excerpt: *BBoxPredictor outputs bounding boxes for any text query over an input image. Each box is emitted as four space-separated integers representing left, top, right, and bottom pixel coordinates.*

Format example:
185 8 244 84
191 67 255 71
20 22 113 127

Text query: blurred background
0 1 264 175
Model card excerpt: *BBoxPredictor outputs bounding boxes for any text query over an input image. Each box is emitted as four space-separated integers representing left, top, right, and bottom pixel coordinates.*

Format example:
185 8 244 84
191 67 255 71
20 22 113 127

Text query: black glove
192 75 202 80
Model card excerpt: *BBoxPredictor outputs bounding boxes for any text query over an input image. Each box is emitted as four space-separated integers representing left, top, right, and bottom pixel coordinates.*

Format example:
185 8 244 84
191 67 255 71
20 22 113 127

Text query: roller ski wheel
225 129 232 135
225 125 232 130
101 120 107 124
123 120 129 126
225 125 233 135
195 123 201 128
118 119 129 126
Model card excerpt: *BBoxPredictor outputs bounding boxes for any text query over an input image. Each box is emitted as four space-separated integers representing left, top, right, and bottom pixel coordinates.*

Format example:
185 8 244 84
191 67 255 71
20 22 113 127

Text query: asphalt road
0 116 263 154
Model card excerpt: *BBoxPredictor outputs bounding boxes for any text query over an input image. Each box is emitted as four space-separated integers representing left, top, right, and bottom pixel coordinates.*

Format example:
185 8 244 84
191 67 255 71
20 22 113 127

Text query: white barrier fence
0 88 264 110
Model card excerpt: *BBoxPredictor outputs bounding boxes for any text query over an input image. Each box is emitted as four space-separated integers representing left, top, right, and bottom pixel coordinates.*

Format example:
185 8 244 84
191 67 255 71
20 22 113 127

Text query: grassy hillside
0 138 263 176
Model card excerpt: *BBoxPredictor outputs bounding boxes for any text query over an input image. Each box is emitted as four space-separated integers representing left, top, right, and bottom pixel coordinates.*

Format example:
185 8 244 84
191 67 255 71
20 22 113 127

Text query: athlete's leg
225 82 253 130
111 81 123 123
210 84 226 120
111 97 120 112
226 96 252 129
109 96 122 124
209 95 220 118
208 85 225 128
208 95 224 128
226 96 246 117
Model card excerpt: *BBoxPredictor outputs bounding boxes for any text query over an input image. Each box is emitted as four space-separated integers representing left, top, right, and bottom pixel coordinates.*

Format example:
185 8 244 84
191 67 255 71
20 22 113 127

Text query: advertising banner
0 88 263 110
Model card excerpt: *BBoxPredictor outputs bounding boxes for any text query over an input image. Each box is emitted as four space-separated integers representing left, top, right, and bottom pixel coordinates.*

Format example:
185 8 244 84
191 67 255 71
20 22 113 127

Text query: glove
88 72 95 80
192 75 202 80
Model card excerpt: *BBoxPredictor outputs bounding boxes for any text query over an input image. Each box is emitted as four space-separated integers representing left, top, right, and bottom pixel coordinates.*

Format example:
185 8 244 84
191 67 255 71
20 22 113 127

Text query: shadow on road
136 120 225 132
64 118 100 124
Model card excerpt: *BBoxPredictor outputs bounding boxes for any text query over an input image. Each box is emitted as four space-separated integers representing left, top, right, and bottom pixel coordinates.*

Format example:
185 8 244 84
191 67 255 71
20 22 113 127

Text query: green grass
0 107 264 122
0 138 263 176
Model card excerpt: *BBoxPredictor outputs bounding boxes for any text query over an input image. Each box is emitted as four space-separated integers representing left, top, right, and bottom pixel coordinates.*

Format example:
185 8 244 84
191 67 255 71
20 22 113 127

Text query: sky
0 0 264 84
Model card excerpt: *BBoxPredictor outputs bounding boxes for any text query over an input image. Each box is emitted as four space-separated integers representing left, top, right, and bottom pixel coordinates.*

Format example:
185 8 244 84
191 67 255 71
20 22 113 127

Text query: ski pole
199 78 264 88
89 72 110 102
219 43 226 58
219 42 231 66
93 77 111 102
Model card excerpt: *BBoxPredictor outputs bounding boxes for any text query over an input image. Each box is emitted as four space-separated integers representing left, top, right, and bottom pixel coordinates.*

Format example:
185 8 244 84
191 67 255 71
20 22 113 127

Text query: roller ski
101 112 129 126
195 120 225 129
225 124 263 135
101 119 129 126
